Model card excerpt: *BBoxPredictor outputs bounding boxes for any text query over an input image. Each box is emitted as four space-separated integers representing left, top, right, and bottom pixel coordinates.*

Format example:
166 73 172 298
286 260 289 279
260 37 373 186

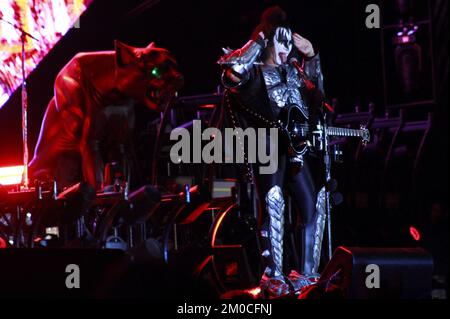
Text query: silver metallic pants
256 155 326 278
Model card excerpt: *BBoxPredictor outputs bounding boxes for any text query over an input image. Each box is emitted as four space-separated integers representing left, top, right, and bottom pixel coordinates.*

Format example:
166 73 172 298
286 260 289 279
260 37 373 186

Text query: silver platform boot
288 187 327 292
259 186 290 298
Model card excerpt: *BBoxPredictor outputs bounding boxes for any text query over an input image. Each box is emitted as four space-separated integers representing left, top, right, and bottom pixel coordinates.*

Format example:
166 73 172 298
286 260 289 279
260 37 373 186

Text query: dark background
0 0 387 166
0 0 448 249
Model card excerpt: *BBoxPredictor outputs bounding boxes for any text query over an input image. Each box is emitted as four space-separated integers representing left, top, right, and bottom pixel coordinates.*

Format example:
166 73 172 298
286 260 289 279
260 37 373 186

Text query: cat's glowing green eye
150 67 161 78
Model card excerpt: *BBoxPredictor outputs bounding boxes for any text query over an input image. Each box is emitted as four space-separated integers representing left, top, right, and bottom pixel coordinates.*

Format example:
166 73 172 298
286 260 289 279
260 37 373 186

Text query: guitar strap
223 91 255 183
227 91 285 131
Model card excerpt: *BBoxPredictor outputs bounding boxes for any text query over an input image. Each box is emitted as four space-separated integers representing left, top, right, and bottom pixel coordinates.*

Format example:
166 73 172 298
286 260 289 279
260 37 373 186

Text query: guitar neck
326 126 364 138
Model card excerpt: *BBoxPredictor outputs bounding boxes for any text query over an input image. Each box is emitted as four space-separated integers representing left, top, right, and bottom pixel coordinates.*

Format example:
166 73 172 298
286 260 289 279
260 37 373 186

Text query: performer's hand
293 33 315 58
254 31 268 48
258 31 266 41
225 69 242 83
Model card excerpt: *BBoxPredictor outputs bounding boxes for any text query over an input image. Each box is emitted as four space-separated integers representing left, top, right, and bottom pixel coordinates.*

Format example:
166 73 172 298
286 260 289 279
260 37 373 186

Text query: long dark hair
251 6 290 47
251 6 301 62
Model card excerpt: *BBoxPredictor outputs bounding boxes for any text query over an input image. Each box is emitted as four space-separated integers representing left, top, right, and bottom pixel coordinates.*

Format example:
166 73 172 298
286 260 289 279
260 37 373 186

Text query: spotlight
0 165 24 186
393 20 422 95
409 226 421 242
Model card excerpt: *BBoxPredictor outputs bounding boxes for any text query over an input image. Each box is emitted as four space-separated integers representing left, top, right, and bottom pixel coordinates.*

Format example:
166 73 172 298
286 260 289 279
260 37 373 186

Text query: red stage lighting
0 0 93 108
409 226 421 242
0 165 24 186
0 237 7 249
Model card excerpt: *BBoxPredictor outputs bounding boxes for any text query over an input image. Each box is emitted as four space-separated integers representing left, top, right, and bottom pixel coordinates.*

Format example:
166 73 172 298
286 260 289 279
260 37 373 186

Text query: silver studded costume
301 187 327 276
219 38 327 286
261 64 309 119
263 186 285 277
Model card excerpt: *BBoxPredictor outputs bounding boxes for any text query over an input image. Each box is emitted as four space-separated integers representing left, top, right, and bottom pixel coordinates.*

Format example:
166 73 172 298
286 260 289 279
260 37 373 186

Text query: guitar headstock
360 125 371 146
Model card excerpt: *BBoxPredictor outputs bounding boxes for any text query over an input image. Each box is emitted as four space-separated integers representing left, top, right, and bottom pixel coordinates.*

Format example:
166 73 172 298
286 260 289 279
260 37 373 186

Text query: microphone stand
0 16 39 190
321 112 333 261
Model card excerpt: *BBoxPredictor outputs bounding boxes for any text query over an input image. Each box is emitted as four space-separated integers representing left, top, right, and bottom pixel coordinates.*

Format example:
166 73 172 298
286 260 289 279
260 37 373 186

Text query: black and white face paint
273 27 292 65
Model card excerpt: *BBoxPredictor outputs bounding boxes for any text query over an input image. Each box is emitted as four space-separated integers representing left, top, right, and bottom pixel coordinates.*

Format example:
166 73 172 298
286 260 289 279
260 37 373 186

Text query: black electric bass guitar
280 104 371 156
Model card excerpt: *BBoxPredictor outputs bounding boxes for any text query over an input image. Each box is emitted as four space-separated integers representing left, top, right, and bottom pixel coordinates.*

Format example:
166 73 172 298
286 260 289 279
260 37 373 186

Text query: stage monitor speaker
0 248 125 298
319 246 433 299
